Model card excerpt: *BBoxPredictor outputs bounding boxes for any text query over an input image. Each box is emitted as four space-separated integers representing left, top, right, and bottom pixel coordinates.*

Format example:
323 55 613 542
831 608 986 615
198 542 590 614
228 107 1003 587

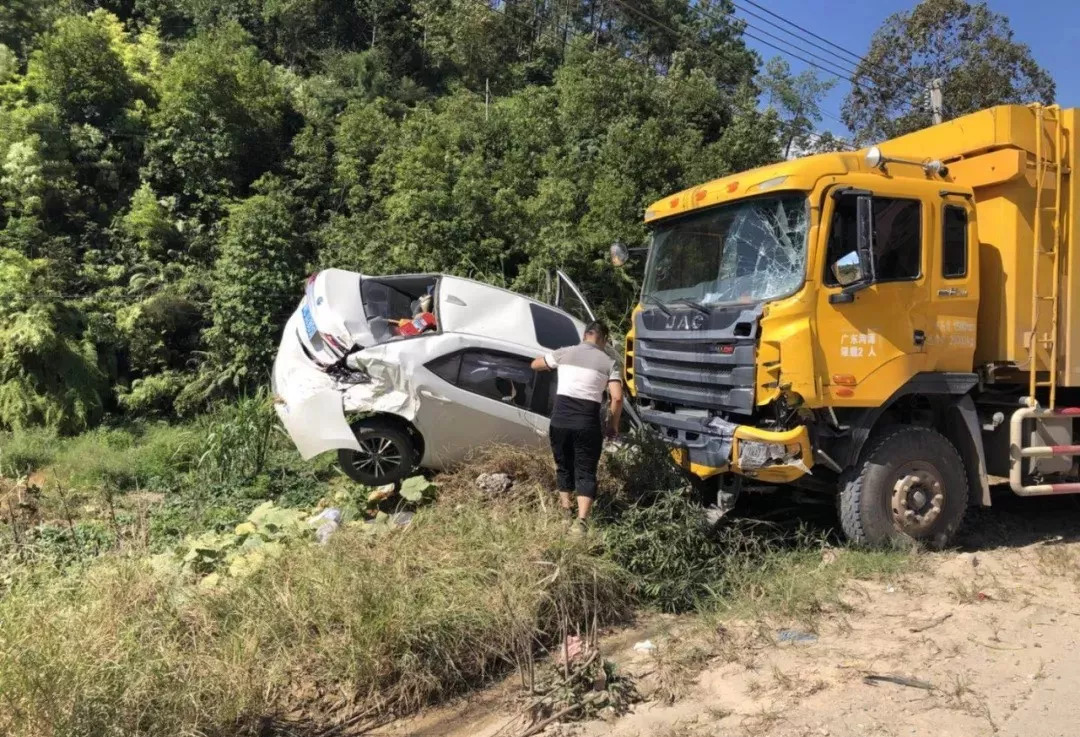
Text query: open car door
554 269 596 324
552 270 641 433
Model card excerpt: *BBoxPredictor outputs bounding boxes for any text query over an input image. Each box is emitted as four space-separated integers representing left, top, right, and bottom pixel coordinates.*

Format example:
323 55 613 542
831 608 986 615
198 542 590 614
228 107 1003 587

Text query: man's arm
532 348 562 372
607 379 623 437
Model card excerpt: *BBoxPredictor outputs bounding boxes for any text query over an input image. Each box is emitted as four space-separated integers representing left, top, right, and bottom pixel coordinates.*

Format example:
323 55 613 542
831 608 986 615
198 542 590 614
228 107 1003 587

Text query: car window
530 303 581 350
530 371 556 416
825 196 922 285
942 205 967 278
426 348 556 415
426 353 461 384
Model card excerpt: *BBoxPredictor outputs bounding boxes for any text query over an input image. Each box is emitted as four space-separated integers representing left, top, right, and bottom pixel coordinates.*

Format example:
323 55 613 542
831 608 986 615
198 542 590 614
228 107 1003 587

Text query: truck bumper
667 421 814 484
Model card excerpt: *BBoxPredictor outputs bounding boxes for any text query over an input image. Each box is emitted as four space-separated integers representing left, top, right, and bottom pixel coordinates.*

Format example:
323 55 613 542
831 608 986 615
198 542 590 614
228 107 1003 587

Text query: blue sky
738 0 1080 136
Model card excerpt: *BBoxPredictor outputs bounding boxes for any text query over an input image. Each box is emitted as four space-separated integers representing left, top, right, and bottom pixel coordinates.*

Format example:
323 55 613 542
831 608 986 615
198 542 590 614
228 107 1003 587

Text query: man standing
531 321 623 528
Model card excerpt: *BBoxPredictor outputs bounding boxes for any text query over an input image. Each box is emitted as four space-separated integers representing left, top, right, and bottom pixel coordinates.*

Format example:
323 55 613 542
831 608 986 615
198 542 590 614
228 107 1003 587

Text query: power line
731 7 861 75
605 0 861 149
737 18 868 83
733 0 866 67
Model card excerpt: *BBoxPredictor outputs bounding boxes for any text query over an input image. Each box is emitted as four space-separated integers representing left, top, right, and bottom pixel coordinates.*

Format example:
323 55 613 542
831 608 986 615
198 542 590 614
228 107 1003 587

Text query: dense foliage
0 0 1056 432
0 0 786 432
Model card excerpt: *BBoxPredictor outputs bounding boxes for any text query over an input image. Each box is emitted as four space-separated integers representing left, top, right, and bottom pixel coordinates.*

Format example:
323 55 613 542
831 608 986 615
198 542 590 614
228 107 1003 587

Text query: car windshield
642 194 809 307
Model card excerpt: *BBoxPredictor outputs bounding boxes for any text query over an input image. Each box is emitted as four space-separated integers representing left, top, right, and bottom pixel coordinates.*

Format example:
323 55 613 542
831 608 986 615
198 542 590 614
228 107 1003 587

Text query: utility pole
930 78 943 125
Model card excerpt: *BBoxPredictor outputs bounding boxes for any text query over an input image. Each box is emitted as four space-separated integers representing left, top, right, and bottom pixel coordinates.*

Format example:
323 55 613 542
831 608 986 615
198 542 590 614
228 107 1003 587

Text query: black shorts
549 425 603 499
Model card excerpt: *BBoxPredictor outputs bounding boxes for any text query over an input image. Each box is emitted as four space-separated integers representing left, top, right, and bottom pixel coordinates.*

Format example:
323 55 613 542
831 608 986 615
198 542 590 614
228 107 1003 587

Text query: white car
271 269 632 485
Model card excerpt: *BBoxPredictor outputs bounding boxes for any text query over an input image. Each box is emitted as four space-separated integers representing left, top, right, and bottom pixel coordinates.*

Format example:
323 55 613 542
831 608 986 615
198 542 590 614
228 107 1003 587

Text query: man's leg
572 426 604 520
549 426 575 512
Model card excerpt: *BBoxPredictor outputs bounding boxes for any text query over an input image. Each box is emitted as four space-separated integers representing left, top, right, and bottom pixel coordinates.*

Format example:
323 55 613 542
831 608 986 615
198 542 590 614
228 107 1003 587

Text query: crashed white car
272 269 620 485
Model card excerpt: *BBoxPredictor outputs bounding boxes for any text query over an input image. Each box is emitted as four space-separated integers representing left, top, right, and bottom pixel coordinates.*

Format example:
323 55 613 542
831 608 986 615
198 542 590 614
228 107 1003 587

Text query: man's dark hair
584 321 609 342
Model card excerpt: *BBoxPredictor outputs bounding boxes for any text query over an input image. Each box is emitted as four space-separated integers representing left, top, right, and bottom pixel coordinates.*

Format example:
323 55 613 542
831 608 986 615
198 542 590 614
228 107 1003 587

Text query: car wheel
838 425 968 550
338 419 418 486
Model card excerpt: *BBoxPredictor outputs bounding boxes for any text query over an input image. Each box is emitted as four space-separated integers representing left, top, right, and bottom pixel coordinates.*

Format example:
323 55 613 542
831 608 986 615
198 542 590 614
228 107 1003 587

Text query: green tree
203 181 308 394
0 248 109 433
759 57 835 158
145 22 289 223
842 0 1055 143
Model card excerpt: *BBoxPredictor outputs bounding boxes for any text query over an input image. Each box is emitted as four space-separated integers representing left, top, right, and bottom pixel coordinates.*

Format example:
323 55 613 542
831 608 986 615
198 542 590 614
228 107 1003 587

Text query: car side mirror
831 195 875 291
832 251 863 286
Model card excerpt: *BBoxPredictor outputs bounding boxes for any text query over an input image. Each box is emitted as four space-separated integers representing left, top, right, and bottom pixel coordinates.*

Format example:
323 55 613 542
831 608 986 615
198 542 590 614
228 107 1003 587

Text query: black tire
838 425 968 550
338 419 418 486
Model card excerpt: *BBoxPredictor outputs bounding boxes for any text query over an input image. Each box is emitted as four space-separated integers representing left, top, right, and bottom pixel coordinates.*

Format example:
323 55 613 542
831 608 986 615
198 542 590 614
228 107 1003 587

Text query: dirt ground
379 490 1080 737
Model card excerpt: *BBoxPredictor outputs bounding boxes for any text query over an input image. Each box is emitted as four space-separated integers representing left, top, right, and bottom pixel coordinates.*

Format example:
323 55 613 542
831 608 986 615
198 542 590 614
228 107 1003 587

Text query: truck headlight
737 440 801 469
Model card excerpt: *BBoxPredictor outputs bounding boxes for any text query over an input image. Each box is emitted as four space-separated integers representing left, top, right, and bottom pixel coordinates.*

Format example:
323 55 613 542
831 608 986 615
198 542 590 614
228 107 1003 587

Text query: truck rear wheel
838 426 967 549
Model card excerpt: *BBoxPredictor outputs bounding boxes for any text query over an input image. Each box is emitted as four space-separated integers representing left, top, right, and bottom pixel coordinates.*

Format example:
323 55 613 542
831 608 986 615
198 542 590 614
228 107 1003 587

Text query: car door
412 346 547 468
554 269 597 324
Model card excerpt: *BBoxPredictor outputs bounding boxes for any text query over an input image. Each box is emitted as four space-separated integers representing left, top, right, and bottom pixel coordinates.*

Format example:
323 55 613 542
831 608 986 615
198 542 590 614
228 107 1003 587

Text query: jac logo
664 313 707 330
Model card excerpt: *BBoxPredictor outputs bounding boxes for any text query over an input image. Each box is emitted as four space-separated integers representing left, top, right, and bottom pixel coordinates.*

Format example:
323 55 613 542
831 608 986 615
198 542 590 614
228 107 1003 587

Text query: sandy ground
376 491 1080 737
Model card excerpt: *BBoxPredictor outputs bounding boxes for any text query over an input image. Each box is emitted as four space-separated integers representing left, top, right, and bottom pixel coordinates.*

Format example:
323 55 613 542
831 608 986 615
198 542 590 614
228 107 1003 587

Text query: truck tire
338 418 418 486
838 425 967 549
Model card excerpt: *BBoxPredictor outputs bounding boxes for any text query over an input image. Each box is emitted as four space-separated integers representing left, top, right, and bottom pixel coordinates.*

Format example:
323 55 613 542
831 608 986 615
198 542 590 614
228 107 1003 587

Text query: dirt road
387 492 1080 737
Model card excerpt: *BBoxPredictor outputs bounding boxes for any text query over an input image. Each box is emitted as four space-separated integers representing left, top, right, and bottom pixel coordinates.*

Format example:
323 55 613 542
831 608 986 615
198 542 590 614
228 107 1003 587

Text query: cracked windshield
643 194 809 307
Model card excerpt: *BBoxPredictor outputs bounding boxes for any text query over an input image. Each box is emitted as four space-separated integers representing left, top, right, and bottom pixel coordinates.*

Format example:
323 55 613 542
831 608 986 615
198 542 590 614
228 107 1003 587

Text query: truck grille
632 306 759 416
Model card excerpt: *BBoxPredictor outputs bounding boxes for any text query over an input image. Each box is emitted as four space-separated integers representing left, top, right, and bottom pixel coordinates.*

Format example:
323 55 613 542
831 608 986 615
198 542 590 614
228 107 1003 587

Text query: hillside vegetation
0 0 788 433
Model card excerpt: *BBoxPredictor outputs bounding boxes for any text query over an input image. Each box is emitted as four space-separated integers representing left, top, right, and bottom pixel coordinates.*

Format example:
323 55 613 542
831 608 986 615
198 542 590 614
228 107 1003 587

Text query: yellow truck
617 104 1080 547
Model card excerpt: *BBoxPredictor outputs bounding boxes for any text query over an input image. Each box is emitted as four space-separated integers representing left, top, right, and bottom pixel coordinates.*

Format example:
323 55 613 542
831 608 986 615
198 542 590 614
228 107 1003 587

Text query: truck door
816 183 933 400
925 196 979 372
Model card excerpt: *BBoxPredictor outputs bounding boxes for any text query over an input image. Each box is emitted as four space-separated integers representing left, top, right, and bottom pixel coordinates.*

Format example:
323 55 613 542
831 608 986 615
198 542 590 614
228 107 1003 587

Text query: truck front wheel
838 426 968 549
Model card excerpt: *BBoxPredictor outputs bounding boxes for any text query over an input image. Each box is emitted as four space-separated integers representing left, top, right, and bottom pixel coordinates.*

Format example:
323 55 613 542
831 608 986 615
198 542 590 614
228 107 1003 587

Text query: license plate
301 304 318 339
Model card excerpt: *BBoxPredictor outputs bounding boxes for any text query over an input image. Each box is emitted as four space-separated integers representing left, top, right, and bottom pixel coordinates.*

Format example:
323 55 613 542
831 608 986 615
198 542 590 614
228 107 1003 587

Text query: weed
600 489 725 613
192 390 277 484
0 489 630 737
0 427 59 475
649 635 713 704
949 577 983 604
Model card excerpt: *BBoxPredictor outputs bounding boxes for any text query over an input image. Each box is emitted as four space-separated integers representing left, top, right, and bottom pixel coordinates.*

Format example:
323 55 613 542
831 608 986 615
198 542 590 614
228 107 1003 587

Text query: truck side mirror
610 239 651 268
855 195 876 285
832 251 863 285
610 242 630 267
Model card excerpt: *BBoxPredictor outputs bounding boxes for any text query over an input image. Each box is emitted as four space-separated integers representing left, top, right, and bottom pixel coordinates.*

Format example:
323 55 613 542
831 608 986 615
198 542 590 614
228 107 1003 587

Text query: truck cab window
825 196 922 285
942 205 968 278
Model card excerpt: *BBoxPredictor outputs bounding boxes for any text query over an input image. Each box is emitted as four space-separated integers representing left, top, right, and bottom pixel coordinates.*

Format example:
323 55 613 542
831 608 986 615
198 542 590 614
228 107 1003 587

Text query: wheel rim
351 434 405 480
890 462 945 536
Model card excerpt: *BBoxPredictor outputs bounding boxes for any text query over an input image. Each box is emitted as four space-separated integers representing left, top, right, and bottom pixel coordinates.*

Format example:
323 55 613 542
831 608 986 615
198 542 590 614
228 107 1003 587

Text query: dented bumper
659 417 813 483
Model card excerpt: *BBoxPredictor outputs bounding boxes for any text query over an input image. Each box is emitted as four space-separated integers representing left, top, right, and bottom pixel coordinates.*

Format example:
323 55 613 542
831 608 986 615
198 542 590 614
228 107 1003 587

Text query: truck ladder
1027 104 1065 407
1011 105 1079 496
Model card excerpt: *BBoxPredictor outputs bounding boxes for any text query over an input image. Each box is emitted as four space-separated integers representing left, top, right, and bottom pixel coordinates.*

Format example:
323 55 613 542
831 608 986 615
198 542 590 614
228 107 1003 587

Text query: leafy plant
162 500 314 584
193 391 276 484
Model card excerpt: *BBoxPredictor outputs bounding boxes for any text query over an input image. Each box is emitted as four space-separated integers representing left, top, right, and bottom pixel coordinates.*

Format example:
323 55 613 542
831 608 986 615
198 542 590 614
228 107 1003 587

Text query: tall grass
0 488 629 737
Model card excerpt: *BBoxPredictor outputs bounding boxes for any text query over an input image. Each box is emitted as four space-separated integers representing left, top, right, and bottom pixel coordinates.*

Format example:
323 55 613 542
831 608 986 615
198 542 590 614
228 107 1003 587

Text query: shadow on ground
728 483 1080 552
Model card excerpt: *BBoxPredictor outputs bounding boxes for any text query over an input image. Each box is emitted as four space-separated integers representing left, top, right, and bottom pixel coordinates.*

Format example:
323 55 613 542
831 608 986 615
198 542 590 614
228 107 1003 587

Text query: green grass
0 427 60 476
0 488 630 737
0 428 920 737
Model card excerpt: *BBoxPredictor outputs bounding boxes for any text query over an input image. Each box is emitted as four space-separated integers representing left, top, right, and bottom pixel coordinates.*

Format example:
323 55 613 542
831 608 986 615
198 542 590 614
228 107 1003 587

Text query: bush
191 391 277 484
601 489 723 613
0 427 59 475
0 490 629 737
46 423 197 490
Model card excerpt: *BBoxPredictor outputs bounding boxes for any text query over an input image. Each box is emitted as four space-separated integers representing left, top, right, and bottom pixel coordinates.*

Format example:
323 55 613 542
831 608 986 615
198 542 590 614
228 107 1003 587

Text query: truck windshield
643 194 809 307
